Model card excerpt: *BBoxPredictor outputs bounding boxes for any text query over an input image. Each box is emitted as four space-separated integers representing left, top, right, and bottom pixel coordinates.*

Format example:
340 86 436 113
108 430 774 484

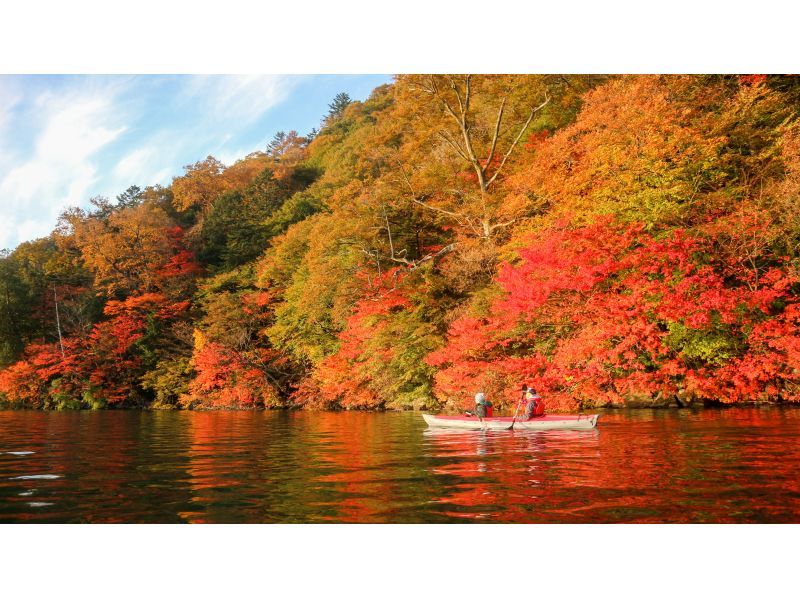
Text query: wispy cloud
0 87 20 133
0 83 127 247
113 146 154 180
0 75 297 250
181 75 301 124
0 74 386 251
2 96 126 202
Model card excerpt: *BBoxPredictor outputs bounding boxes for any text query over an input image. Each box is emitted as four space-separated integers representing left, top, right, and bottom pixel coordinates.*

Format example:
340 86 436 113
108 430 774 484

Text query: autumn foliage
300 270 416 409
2 75 800 412
428 219 800 411
1 220 199 409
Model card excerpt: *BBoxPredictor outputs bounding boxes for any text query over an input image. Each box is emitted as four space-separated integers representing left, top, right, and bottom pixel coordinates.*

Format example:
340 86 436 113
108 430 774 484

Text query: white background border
1 1 798 595
1 1 798 73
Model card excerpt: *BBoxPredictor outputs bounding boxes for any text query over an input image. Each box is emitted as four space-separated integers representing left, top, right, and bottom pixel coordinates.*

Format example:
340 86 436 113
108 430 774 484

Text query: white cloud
216 146 258 168
36 96 125 163
16 218 55 245
0 87 127 249
150 168 172 185
0 74 303 250
109 144 178 192
0 219 12 252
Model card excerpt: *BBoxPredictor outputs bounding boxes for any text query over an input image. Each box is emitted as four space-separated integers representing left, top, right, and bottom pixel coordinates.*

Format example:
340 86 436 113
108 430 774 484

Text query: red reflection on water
0 412 143 523
424 429 564 521
423 409 800 523
3 408 800 523
181 411 250 523
307 412 400 523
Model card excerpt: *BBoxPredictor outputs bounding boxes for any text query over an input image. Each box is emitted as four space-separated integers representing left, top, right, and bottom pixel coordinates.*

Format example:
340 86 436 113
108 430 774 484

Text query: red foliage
428 219 800 411
185 341 279 409
305 269 410 409
158 249 204 279
0 339 91 406
182 288 286 410
156 227 205 296
0 229 200 407
524 129 550 151
739 74 768 86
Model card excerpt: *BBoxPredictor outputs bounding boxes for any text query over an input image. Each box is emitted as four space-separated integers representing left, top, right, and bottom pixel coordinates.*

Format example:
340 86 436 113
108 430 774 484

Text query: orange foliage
509 75 726 226
171 154 271 212
0 359 45 405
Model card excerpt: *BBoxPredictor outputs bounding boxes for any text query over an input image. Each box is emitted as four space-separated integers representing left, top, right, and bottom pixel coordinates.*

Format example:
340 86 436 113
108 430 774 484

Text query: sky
0 74 392 251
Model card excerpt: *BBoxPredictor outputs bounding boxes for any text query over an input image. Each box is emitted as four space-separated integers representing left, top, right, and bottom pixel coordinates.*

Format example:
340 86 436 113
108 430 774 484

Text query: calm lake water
1 408 799 523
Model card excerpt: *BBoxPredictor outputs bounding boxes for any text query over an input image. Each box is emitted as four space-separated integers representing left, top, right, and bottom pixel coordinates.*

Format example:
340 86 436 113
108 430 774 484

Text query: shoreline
1 401 798 413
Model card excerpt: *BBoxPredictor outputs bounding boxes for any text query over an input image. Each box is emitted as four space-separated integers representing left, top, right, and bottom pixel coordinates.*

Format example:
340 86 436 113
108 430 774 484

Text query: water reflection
1 408 799 523
423 428 602 521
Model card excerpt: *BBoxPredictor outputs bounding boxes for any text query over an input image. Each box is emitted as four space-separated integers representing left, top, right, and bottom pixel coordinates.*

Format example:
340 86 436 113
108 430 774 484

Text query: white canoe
422 413 599 431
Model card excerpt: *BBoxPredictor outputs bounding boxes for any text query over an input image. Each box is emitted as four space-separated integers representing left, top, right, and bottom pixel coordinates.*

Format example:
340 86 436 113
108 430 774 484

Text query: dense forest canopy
1 74 799 411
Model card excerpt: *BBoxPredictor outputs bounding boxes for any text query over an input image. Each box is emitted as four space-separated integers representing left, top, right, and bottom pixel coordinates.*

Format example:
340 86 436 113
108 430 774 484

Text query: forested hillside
1 75 799 412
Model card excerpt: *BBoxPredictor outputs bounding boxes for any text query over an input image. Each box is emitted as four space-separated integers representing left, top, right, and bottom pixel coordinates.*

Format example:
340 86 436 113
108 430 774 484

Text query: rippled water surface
1 408 799 523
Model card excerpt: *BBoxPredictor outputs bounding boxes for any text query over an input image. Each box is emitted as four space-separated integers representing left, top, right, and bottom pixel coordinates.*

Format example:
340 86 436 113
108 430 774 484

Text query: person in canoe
485 396 494 418
520 384 545 420
467 391 493 418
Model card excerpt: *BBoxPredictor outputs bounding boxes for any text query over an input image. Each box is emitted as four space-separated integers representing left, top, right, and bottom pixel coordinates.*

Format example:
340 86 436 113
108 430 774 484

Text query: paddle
506 399 523 430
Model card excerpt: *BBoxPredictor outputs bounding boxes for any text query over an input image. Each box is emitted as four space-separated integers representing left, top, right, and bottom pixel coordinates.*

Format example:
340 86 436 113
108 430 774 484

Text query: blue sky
0 74 392 251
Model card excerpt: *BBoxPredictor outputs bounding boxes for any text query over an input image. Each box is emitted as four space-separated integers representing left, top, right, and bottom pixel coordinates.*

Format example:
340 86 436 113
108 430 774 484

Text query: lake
1 408 799 523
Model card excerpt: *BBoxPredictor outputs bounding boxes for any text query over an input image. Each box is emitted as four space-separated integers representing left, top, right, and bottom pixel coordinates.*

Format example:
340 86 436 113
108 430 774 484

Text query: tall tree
326 92 352 121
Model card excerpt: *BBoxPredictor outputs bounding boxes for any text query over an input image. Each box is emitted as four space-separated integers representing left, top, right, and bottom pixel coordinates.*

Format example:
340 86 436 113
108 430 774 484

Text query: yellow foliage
193 328 207 353
71 201 173 295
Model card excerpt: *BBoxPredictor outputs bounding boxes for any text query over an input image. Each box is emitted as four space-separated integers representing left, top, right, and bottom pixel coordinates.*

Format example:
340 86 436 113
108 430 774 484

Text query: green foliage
141 357 192 409
262 190 325 239
198 167 319 270
263 212 367 366
326 92 352 122
0 252 28 365
664 321 742 367
372 302 444 410
45 378 107 410
199 170 284 269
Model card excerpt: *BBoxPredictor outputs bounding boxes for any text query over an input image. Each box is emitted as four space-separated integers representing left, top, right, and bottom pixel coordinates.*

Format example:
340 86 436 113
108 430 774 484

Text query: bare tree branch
486 94 550 188
416 242 457 265
448 75 465 117
411 76 553 240
485 96 507 170
436 131 470 163
410 197 466 221
487 219 518 233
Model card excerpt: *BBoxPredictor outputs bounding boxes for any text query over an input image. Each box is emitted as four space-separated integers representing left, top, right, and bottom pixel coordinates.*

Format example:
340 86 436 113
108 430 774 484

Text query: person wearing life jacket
521 384 545 420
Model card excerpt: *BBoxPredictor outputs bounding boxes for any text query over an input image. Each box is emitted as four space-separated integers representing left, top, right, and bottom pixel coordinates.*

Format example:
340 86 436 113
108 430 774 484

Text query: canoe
422 413 599 431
